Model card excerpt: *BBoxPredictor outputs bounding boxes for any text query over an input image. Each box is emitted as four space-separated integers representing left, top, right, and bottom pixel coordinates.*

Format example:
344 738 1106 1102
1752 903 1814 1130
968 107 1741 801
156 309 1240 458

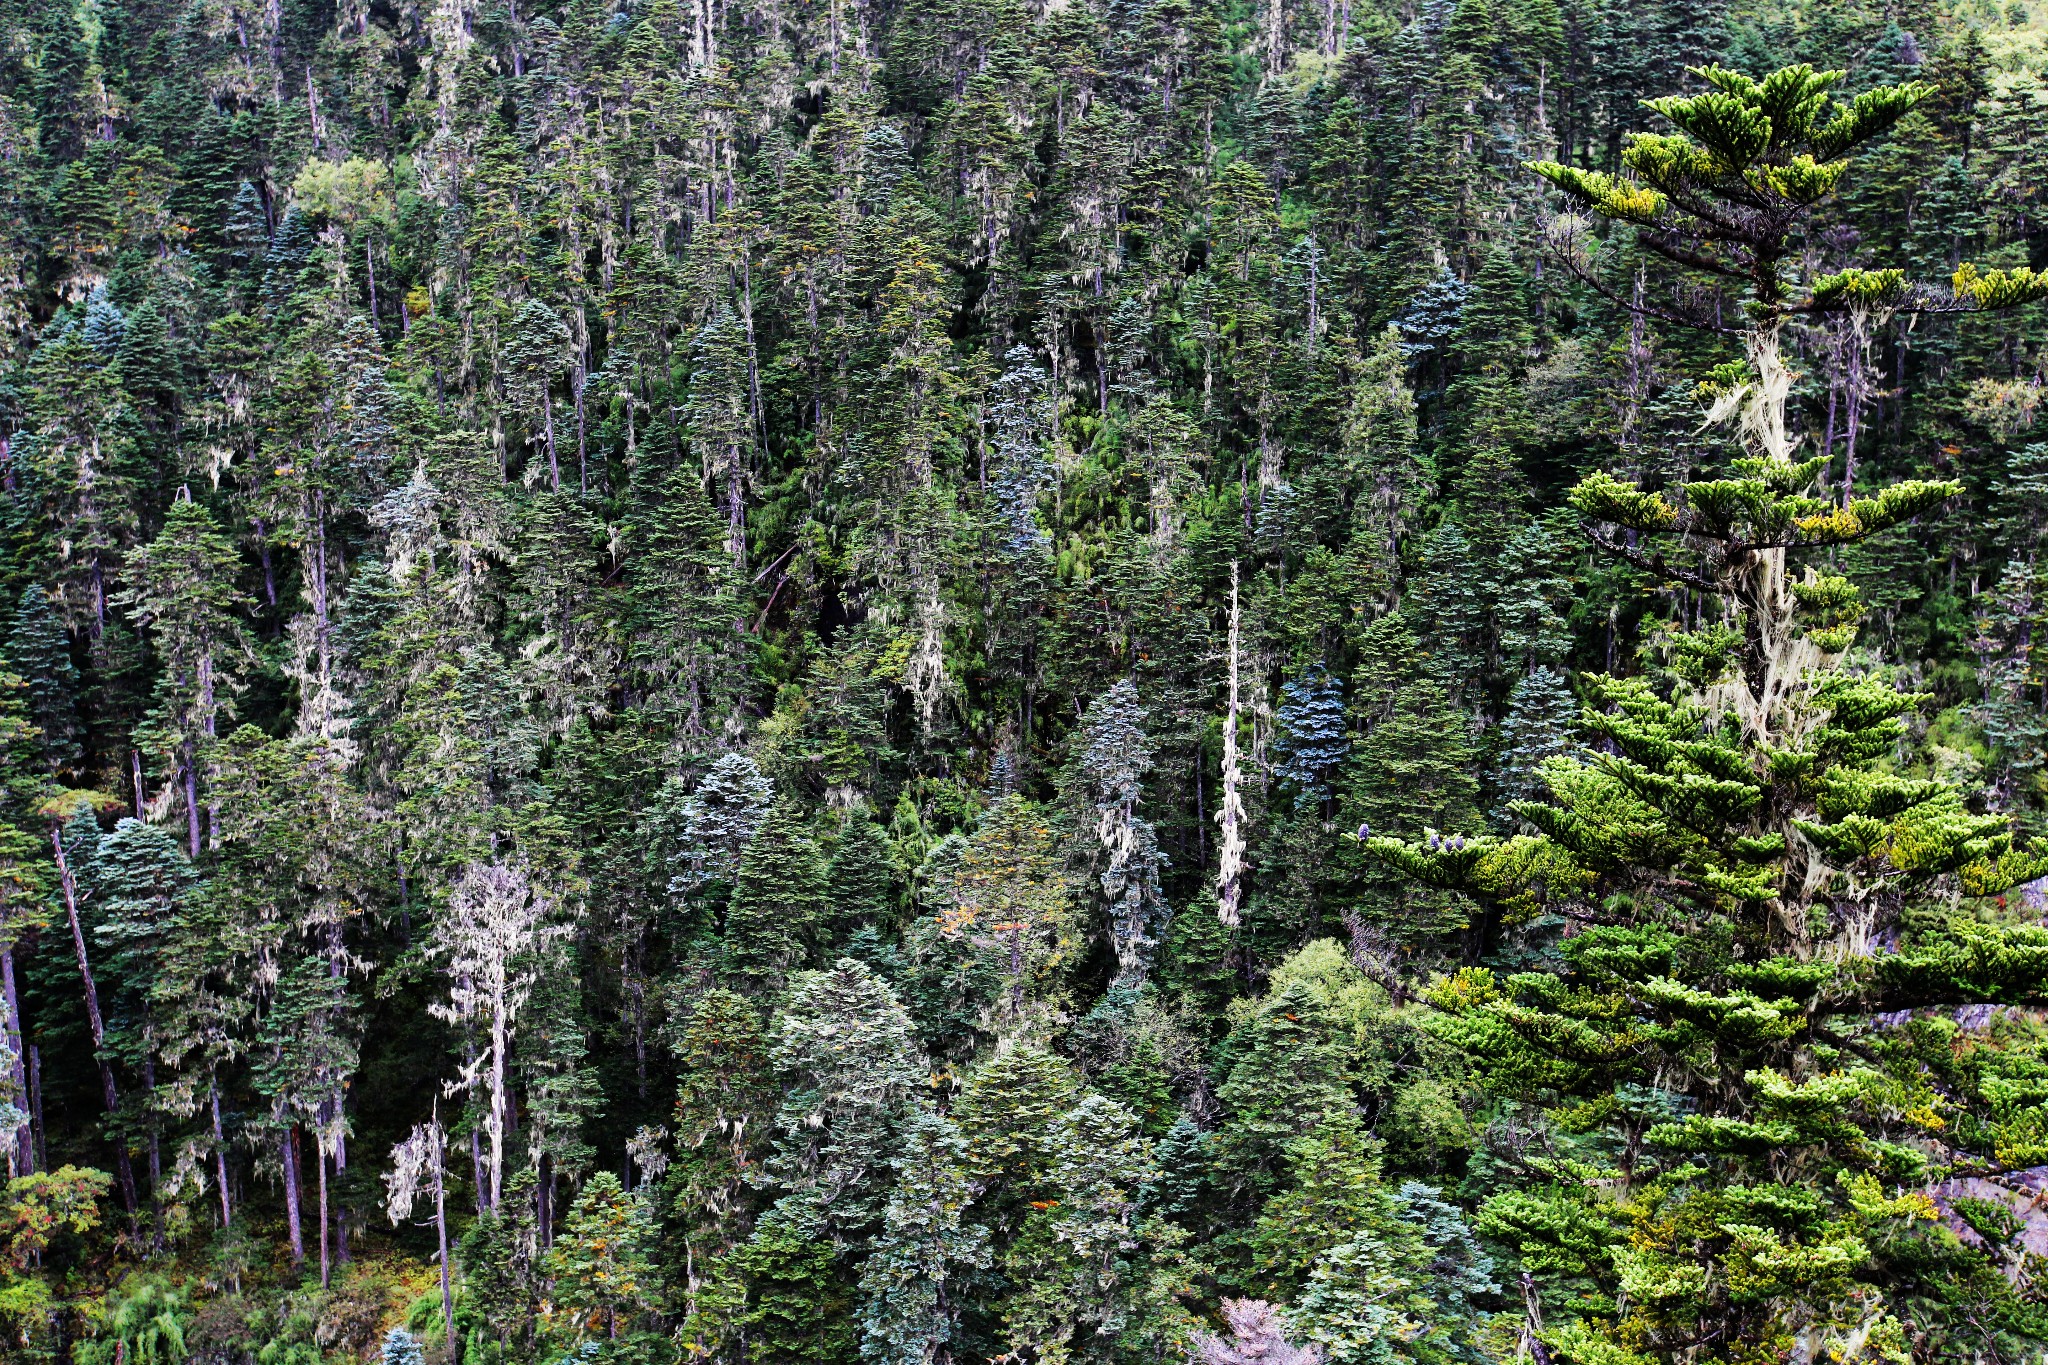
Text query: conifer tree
1364 61 2048 1364
827 814 900 943
1067 681 1169 985
21 315 138 635
687 305 757 570
546 1172 662 1347
1274 667 1349 808
764 958 926 1238
0 664 46 1179
9 6 2048 1358
667 988 777 1261
7 589 84 780
724 805 830 990
501 300 572 491
118 499 252 857
385 1117 459 1355
428 861 571 1212
1489 666 1577 827
87 817 194 1228
855 1109 990 1365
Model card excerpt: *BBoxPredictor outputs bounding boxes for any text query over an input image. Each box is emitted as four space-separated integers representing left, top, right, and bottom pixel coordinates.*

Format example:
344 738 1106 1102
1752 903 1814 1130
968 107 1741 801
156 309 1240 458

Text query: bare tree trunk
142 1050 164 1247
184 743 202 858
3 946 31 1174
1216 562 1247 926
470 1117 486 1215
283 1120 305 1265
318 1141 330 1287
28 1045 42 1171
327 922 351 1267
536 1149 553 1247
365 240 380 327
573 367 588 495
488 998 508 1209
212 1084 232 1229
543 395 560 491
435 1131 457 1361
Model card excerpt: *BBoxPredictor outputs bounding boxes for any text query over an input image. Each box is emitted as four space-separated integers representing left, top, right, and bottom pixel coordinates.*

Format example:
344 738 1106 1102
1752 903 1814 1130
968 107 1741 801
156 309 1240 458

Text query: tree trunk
142 1050 164 1248
52 821 138 1218
283 1121 305 1264
211 1084 232 1229
573 367 588 495
326 921 351 1266
435 1136 457 1362
470 1120 486 1215
536 1149 553 1247
1216 563 1247 926
318 1140 330 1287
2 946 30 1175
488 998 508 1209
183 743 202 859
27 1045 42 1171
543 394 560 491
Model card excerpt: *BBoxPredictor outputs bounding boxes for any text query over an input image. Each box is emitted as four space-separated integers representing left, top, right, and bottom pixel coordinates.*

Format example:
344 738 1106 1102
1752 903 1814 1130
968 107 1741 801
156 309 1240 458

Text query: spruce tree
1489 666 1577 828
826 813 900 944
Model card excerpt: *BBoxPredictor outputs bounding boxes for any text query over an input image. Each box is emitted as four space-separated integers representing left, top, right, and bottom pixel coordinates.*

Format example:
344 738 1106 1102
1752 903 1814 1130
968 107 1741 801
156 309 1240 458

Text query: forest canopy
0 0 2045 1360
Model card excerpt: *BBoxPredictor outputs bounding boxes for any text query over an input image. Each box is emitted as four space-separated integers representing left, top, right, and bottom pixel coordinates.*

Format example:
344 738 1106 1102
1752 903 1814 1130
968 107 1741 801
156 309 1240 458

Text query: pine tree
380 1329 426 1365
953 1042 1082 1228
687 305 756 570
997 1093 1165 1359
922 795 1080 1033
667 988 777 1258
765 959 927 1238
87 818 194 1225
1212 981 1354 1195
659 752 774 900
1289 1183 1500 1365
500 300 572 491
251 950 358 1271
546 1172 661 1346
827 814 900 944
20 315 139 635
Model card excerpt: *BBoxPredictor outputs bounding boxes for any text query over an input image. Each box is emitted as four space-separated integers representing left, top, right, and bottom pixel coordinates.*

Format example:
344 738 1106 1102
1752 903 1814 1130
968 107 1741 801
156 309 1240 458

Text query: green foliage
8 8 2047 1365
76 1275 188 1365
0 1166 111 1268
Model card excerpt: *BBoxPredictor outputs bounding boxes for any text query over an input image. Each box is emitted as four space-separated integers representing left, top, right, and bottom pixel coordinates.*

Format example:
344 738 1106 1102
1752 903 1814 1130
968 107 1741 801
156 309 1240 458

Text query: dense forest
0 0 2046 1358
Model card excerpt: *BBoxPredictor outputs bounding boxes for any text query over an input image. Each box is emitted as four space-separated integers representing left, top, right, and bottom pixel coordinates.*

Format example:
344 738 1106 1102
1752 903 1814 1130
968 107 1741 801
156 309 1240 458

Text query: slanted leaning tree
1363 63 2048 1365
